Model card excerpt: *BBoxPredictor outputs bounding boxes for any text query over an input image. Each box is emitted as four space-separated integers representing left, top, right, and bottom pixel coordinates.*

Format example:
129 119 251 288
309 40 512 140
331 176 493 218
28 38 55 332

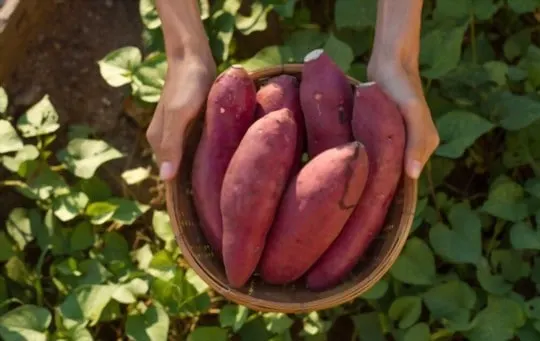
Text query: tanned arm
155 0 214 68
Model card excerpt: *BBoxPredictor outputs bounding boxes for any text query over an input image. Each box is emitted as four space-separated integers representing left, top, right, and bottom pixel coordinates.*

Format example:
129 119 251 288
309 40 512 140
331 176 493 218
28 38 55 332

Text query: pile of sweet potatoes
191 49 406 291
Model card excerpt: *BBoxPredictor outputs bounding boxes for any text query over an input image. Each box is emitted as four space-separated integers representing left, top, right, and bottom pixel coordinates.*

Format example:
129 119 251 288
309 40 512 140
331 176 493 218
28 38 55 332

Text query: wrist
156 0 211 60
370 0 423 69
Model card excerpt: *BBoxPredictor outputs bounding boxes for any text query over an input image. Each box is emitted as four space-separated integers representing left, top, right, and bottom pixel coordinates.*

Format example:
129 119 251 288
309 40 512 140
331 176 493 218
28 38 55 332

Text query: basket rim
165 63 418 313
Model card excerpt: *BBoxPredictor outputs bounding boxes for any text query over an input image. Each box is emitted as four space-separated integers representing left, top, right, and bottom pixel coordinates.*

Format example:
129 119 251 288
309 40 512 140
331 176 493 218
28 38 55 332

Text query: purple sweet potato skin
191 66 257 256
300 51 354 158
258 141 370 285
306 83 406 291
255 75 305 173
221 108 298 288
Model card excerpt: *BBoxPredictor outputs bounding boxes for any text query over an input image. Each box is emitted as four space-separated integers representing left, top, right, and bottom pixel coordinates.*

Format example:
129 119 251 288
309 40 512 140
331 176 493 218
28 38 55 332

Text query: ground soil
1 0 160 220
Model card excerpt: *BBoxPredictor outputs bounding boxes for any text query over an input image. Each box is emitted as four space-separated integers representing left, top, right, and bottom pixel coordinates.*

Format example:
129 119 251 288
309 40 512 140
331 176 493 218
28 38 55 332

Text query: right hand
146 55 216 181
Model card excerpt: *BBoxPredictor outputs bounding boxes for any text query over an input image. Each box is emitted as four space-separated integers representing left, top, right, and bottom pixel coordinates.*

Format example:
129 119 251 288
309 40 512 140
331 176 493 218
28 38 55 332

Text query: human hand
366 57 439 180
146 55 216 181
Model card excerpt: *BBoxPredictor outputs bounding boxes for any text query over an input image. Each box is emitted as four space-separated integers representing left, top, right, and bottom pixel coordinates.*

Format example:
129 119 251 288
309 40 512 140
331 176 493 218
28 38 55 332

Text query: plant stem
34 247 49 307
469 12 477 64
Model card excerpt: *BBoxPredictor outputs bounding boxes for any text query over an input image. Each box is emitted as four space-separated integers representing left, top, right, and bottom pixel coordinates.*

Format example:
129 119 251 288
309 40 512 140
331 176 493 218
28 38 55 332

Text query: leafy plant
2 0 540 339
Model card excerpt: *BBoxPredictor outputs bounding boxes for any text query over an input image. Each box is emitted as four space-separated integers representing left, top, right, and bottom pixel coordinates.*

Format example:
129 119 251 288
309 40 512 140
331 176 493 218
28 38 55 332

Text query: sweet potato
255 75 305 173
300 49 354 158
259 141 370 285
191 65 257 256
221 108 298 288
306 82 406 291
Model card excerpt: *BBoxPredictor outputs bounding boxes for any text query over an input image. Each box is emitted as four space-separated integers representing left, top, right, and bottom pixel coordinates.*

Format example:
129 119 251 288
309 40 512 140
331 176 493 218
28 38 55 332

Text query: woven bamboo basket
165 64 418 314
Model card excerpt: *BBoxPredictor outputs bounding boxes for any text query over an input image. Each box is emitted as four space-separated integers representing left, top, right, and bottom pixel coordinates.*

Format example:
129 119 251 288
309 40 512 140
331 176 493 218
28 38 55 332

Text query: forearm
155 0 212 61
372 0 423 67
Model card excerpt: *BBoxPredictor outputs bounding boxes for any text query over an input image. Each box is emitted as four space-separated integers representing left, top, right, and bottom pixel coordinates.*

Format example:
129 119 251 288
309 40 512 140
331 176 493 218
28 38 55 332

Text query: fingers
146 99 195 181
157 102 198 181
146 101 165 165
369 64 440 179
399 99 439 179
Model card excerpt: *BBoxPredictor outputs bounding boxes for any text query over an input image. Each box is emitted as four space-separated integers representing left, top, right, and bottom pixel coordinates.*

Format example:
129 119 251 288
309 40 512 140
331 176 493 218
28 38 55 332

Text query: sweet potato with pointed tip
255 75 305 173
191 65 257 256
306 82 406 291
221 108 298 288
259 141 370 285
300 49 354 158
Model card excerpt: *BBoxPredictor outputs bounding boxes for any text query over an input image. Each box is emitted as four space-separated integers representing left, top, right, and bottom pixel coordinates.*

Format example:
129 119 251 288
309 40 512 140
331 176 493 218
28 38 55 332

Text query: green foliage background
1 0 540 340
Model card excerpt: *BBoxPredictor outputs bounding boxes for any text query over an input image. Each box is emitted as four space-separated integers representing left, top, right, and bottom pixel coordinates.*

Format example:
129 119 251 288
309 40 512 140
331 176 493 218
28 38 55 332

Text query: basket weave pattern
165 64 418 313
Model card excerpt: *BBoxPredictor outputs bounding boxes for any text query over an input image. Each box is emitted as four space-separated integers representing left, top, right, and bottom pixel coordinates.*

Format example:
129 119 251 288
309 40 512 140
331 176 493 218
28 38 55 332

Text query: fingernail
408 160 423 179
160 162 174 180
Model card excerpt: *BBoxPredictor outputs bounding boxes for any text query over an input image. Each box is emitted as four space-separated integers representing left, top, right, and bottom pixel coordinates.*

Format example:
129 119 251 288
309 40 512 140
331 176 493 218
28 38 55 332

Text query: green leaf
52 191 90 222
484 61 509 86
0 87 7 114
388 296 422 329
2 145 39 172
0 232 15 261
263 313 294 334
5 256 34 286
152 210 176 250
208 10 236 62
188 327 228 341
16 95 60 137
476 257 513 295
508 0 540 13
107 198 150 225
139 0 161 29
403 323 430 341
86 201 118 225
503 122 540 169
510 221 540 250
351 312 385 341
463 296 526 341
471 0 502 20
235 2 272 35
360 279 388 300
241 45 294 72
420 19 469 79
334 0 377 30
525 298 540 319
57 138 123 179
390 237 436 285
126 302 169 341
480 175 528 222
0 120 23 154
0 305 51 341
429 203 482 265
302 311 331 336
422 280 476 324
435 110 494 158
503 29 532 61
491 249 530 283
285 29 327 63
112 278 149 304
98 46 142 87
322 34 354 73
59 284 117 328
219 305 249 332
131 53 167 103
75 176 112 202
150 267 211 316
488 91 540 131
70 221 95 252
6 208 40 251
121 166 151 185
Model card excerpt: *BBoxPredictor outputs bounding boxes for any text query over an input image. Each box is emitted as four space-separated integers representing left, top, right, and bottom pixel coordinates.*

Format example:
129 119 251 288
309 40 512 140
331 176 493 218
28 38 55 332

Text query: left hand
367 56 440 180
